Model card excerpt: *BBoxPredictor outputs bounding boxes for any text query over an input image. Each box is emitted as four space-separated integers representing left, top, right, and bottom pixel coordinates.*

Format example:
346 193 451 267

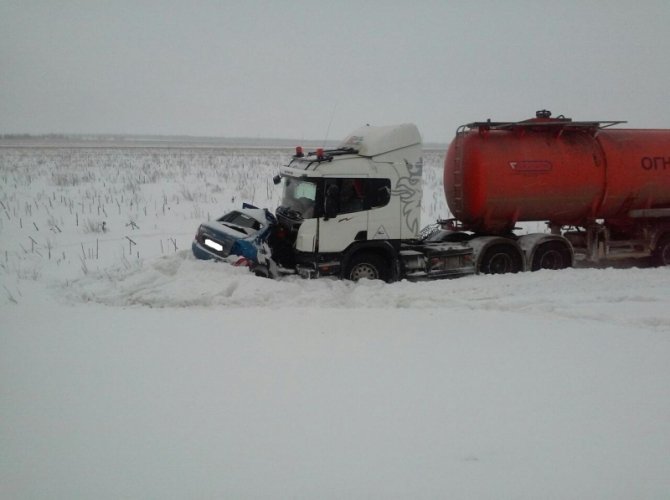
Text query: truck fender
518 233 574 271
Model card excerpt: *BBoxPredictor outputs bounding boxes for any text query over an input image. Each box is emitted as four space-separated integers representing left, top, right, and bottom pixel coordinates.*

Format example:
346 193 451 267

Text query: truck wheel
531 241 572 271
346 253 389 282
479 245 522 274
653 235 670 266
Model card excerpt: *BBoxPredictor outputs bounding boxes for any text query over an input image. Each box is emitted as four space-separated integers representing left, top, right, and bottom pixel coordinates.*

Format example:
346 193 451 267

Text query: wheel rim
350 263 379 280
538 249 564 270
488 252 513 274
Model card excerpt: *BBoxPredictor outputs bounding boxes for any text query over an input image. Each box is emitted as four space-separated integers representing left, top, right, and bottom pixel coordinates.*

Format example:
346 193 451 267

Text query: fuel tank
444 114 670 234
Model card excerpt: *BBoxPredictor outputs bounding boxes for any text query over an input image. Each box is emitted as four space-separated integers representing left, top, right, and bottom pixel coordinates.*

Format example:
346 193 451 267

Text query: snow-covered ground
1 144 669 499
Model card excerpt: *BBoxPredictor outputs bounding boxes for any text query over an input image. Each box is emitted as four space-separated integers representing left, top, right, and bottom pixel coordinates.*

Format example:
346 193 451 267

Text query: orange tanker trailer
443 111 670 270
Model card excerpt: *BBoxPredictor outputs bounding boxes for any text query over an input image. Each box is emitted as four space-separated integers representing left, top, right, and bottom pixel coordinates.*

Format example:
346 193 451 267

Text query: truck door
318 178 369 254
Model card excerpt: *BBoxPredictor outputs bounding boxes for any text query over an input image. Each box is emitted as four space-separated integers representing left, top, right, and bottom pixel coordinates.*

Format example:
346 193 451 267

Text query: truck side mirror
324 184 339 220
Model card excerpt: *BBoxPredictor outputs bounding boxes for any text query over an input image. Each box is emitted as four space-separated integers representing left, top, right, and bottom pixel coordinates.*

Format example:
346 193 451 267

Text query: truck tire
479 244 522 274
531 241 572 271
345 252 389 282
652 235 670 267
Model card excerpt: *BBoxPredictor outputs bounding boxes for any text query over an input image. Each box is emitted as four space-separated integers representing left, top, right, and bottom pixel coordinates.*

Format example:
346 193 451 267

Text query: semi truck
258 111 670 281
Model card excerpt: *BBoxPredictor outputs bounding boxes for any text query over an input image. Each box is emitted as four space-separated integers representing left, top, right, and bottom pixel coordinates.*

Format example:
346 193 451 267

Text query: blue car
192 204 275 263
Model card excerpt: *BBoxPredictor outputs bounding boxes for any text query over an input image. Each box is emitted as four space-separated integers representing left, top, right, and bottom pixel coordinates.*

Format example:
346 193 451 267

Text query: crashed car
192 204 276 264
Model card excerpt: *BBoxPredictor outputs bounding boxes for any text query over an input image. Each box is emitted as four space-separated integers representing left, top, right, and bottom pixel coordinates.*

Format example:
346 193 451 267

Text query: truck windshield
280 176 317 219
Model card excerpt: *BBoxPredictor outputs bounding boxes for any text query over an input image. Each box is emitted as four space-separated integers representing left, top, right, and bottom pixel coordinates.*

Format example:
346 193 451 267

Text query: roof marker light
295 146 304 158
316 148 325 160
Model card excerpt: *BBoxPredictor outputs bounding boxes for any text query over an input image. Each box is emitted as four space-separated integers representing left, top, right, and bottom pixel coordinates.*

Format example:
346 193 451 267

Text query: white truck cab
281 123 421 239
269 123 471 281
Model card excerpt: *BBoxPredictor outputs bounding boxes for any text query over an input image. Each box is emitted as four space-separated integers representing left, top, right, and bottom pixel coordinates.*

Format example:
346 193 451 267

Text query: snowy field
1 144 669 499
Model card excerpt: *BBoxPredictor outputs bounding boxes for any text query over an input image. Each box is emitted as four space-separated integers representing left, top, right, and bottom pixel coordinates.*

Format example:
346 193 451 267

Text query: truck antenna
323 100 338 148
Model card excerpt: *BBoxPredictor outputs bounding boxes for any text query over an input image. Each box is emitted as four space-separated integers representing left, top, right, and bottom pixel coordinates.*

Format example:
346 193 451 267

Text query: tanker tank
444 113 670 234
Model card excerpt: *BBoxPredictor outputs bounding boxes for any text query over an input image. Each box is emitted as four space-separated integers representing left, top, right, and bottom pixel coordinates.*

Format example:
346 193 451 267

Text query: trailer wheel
531 241 572 271
479 245 522 274
652 235 670 267
345 253 389 282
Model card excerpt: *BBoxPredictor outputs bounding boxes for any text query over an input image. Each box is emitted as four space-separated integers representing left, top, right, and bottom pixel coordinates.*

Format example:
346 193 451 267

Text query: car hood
199 220 259 240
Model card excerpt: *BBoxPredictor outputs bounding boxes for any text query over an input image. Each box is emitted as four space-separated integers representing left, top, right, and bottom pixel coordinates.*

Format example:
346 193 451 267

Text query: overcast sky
1 0 669 143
